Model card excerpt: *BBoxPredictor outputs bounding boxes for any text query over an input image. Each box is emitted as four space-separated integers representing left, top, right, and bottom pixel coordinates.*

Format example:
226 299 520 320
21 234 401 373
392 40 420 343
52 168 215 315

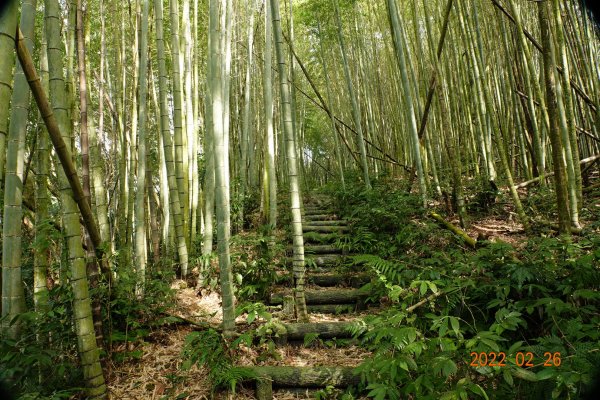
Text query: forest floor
106 183 600 399
107 194 377 399
107 283 372 399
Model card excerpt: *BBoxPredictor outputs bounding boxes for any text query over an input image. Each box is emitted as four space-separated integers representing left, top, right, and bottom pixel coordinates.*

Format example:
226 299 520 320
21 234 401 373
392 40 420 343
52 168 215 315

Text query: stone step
303 232 339 244
303 220 348 226
277 321 355 343
270 288 367 306
275 273 370 288
303 244 343 254
239 366 360 399
303 225 349 234
303 208 333 216
282 254 343 267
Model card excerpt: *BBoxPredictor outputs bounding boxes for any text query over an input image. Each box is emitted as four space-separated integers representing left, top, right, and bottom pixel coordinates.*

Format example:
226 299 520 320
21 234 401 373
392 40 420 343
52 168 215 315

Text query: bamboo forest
1 0 600 398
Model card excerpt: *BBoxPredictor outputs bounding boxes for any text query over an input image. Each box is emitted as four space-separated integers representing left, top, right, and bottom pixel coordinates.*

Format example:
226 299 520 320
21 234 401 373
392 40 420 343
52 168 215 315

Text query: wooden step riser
301 244 344 254
240 365 360 400
270 289 367 305
303 209 333 216
303 226 349 233
283 255 343 267
280 321 355 340
275 273 371 288
303 235 339 245
302 214 336 221
302 220 348 226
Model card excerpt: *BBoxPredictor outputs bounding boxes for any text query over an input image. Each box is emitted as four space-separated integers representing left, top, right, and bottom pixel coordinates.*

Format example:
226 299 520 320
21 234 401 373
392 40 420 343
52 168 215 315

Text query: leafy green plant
325 180 600 399
109 266 176 361
231 226 281 301
0 285 83 399
181 329 256 393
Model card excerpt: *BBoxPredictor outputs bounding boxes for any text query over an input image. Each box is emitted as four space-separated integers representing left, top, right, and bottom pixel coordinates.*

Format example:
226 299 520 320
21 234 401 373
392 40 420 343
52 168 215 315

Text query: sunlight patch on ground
107 326 211 400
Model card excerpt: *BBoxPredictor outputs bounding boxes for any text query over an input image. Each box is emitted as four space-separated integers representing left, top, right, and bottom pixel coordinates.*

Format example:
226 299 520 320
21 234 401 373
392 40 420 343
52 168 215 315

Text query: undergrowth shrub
231 224 282 302
324 178 600 399
182 329 256 394
109 265 176 362
0 284 83 400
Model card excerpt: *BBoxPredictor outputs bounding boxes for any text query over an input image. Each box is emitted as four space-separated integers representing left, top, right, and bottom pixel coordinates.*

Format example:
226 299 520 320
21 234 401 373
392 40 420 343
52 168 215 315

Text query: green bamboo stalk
35 13 51 320
2 0 29 339
317 20 345 189
135 0 150 293
154 0 190 275
40 0 107 395
170 0 189 244
538 0 571 235
264 0 278 229
271 0 308 322
209 0 236 333
0 0 18 202
333 0 371 189
553 0 582 226
387 0 427 207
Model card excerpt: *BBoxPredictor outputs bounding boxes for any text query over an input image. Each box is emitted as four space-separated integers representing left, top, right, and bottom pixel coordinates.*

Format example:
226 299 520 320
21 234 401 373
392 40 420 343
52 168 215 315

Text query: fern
213 366 257 393
304 332 320 347
181 329 254 393
351 254 405 284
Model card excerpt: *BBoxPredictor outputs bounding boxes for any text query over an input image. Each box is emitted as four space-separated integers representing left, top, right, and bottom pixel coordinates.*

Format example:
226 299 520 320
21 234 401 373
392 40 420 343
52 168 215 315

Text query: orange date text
469 351 561 367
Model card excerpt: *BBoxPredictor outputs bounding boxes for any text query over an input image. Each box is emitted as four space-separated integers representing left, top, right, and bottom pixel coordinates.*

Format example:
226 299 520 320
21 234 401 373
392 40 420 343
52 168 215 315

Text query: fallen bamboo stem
514 154 600 189
406 290 445 313
429 212 477 248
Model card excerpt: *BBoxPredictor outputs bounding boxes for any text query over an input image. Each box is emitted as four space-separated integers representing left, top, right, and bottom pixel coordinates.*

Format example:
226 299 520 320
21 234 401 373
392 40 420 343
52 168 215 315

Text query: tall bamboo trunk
35 13 51 321
154 0 190 275
539 0 571 235
317 20 345 190
44 0 107 396
270 0 308 322
387 0 427 207
333 0 370 189
209 0 236 333
2 0 31 338
240 0 257 230
264 0 277 229
170 0 189 247
135 0 150 293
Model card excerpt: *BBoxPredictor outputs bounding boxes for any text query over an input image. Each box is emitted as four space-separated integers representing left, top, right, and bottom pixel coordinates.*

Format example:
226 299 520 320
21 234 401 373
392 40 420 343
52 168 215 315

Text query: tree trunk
270 0 308 322
264 0 278 230
210 0 235 333
538 0 571 235
154 0 190 275
333 0 371 189
135 0 150 293
43 0 107 396
2 0 31 339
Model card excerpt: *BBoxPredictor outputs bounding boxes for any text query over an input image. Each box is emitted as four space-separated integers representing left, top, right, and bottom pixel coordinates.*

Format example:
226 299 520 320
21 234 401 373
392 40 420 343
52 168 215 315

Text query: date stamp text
470 351 561 367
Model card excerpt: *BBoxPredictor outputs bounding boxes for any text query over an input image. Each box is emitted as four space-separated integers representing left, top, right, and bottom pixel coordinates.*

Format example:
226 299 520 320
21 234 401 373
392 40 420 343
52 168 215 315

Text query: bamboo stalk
16 28 105 259
430 212 477 248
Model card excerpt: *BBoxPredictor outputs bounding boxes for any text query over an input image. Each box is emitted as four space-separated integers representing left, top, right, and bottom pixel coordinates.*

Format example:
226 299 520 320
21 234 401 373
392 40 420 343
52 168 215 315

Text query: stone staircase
239 195 376 399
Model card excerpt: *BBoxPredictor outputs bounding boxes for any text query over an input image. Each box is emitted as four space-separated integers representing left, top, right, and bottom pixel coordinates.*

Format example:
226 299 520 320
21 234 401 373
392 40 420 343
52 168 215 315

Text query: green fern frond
351 255 404 283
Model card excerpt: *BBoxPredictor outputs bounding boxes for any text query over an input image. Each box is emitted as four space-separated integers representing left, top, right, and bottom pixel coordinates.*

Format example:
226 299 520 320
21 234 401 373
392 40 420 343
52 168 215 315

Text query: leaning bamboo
16 29 105 259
